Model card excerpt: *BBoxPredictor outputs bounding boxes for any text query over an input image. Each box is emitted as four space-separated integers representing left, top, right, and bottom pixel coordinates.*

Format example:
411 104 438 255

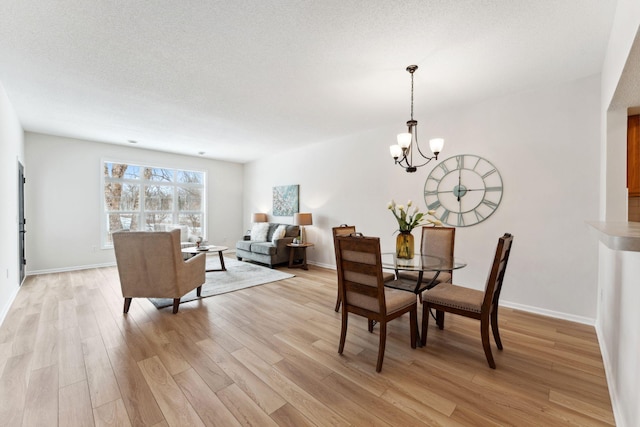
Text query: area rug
148 258 294 309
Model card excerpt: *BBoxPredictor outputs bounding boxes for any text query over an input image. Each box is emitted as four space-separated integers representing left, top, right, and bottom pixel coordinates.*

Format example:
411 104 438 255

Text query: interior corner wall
24 132 244 273
244 74 601 323
597 1 640 425
0 82 25 323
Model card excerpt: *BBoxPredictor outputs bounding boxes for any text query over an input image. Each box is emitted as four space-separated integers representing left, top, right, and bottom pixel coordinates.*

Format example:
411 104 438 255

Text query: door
628 115 640 221
18 161 26 284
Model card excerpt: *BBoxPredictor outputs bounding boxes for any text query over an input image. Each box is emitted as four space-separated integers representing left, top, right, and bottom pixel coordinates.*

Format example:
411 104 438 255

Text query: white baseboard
0 284 20 328
309 262 596 326
595 322 622 427
499 300 595 325
26 262 117 276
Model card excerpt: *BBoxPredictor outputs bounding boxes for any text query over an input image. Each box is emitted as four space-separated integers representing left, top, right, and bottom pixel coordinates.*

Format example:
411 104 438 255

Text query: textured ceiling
0 0 617 163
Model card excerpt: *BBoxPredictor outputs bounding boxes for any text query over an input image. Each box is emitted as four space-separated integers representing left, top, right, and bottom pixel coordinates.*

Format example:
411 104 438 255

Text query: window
102 161 206 247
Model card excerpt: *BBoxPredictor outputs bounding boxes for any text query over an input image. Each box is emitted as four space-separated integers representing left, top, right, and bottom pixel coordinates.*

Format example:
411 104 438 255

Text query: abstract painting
273 185 299 216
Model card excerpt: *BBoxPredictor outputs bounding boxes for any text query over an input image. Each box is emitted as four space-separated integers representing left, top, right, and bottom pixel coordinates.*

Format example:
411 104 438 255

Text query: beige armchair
112 229 206 314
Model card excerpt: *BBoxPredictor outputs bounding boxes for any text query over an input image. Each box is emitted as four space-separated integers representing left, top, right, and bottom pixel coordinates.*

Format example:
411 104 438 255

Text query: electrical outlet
92 245 97 252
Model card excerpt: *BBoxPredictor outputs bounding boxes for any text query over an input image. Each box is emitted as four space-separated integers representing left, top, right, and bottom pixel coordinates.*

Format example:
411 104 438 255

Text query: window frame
101 159 207 249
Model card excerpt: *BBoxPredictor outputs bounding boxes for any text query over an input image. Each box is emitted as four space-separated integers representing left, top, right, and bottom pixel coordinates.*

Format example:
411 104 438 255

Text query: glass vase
396 231 414 259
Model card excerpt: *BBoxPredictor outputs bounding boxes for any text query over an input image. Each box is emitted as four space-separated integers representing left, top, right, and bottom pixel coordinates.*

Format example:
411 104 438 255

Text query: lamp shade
429 138 444 154
397 132 412 148
389 144 403 159
293 213 313 226
252 213 268 223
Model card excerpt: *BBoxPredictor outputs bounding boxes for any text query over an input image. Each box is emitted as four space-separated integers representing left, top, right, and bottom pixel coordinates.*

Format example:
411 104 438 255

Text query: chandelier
389 65 444 173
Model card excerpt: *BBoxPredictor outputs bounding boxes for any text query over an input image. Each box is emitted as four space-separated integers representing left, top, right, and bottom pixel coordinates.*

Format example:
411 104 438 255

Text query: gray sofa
236 223 300 268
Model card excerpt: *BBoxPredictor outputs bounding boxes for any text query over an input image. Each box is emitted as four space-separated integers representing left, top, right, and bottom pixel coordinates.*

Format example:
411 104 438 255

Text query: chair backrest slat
335 235 386 315
482 233 514 310
332 225 357 263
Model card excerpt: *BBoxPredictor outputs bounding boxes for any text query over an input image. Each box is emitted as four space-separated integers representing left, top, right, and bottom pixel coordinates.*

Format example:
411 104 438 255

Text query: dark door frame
18 161 26 284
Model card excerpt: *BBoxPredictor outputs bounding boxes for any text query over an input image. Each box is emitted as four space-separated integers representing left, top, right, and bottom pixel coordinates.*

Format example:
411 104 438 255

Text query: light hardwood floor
0 260 614 426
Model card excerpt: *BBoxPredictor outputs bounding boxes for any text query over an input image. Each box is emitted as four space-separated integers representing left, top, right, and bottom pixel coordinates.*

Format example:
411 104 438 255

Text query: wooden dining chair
335 234 417 372
332 225 395 312
396 226 456 290
421 233 514 368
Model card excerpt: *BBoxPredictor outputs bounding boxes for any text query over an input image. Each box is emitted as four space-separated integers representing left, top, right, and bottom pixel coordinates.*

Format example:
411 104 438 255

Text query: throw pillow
251 222 270 242
271 225 287 243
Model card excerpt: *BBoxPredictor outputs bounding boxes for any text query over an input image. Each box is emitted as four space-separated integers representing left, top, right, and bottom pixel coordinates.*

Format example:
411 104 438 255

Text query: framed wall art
273 185 299 216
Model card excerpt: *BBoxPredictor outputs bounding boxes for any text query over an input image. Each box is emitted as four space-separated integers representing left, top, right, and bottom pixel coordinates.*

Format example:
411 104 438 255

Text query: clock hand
436 188 486 194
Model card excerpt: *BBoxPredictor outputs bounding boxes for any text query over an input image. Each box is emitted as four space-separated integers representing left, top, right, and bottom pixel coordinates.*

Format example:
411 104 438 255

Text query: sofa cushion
271 225 287 243
251 242 277 255
285 225 299 237
236 240 253 251
250 223 270 242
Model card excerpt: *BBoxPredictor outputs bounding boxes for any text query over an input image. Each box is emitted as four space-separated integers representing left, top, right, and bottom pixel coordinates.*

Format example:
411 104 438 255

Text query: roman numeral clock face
424 154 503 227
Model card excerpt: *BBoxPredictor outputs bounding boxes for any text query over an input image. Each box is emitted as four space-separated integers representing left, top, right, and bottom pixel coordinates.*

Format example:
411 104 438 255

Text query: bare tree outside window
103 161 206 246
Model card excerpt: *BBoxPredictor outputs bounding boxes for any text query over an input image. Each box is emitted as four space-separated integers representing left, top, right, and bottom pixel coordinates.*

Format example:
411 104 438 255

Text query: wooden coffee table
182 245 228 272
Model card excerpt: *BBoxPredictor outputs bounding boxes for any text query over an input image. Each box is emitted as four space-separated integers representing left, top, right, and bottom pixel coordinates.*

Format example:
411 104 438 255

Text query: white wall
245 74 601 322
0 82 25 323
597 1 640 425
24 133 244 273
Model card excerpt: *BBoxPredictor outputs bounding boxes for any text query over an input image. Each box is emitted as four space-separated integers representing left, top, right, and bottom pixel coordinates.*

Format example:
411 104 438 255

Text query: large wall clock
424 154 503 227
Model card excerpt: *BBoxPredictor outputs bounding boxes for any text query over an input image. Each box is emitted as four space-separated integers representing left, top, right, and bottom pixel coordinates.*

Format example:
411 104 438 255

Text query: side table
287 243 314 270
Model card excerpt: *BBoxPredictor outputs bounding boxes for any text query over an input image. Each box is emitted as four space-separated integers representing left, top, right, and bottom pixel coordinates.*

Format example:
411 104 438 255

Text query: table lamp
293 212 313 243
252 213 268 223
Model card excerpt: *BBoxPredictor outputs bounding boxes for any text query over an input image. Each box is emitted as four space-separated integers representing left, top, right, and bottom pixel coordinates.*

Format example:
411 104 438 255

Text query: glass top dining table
381 252 467 294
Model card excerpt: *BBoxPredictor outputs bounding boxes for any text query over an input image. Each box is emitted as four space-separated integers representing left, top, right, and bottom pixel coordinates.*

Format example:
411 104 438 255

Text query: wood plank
268 403 315 427
197 338 286 414
0 352 32 425
94 399 134 427
0 265 615 427
22 365 58 426
174 368 242 427
59 380 96 427
137 356 204 427
82 334 122 408
231 346 350 427
58 326 87 387
216 383 279 427
163 329 232 392
106 344 165 426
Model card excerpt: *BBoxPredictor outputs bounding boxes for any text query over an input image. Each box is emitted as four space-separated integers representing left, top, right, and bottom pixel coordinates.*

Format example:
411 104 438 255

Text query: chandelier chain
410 71 414 121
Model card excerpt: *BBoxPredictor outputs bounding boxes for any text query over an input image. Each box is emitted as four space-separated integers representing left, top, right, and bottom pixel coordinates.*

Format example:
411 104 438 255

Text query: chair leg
491 305 503 350
481 318 496 369
123 297 132 313
410 306 417 349
196 286 202 297
436 310 445 330
334 293 342 312
338 310 348 354
368 319 375 332
421 304 430 347
376 322 387 372
172 298 180 314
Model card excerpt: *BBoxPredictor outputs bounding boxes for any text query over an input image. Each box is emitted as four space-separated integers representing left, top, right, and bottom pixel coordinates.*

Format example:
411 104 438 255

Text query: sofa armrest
274 236 295 251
